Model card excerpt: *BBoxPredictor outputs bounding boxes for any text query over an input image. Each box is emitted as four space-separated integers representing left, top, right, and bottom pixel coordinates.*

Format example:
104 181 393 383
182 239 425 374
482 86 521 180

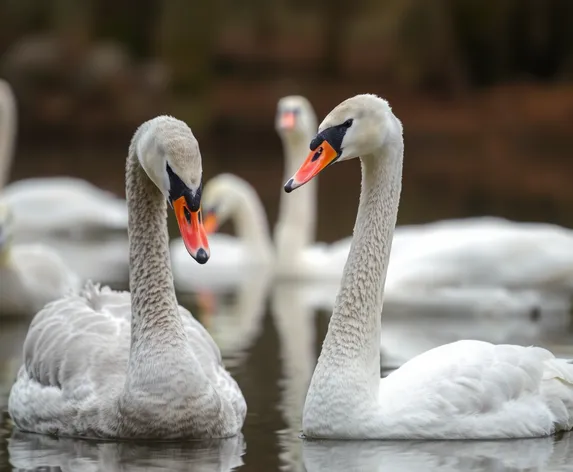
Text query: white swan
284 94 573 439
0 78 130 285
0 202 80 317
0 80 128 236
8 116 246 439
274 95 352 279
386 216 573 310
171 173 274 293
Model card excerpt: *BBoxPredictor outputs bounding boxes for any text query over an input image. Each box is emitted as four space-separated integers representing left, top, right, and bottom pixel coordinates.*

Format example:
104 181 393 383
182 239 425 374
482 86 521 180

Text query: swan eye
343 119 353 128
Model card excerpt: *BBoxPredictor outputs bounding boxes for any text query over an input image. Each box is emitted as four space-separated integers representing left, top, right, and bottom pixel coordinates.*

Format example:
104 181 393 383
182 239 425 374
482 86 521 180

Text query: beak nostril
195 248 209 264
311 147 323 162
183 207 191 224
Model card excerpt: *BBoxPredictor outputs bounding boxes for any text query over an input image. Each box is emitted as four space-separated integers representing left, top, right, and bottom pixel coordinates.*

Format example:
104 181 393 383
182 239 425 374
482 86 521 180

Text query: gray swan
8 116 246 439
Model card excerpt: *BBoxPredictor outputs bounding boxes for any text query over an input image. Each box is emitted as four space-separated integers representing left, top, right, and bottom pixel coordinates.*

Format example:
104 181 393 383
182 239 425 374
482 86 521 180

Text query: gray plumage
8 116 246 439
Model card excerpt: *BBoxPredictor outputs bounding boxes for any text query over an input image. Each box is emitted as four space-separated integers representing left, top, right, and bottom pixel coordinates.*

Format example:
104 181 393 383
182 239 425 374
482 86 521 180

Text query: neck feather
231 188 274 260
313 139 403 386
126 149 185 356
275 133 318 260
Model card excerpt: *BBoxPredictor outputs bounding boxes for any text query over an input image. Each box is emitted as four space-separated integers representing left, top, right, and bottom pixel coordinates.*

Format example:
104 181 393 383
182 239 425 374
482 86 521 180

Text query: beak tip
284 178 296 193
195 248 210 264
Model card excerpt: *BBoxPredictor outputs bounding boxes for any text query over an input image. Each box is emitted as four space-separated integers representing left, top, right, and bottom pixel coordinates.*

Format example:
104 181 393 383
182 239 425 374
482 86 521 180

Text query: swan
274 95 351 279
386 216 573 310
0 80 128 236
171 173 274 293
0 79 129 285
0 202 80 317
284 94 573 439
8 116 246 439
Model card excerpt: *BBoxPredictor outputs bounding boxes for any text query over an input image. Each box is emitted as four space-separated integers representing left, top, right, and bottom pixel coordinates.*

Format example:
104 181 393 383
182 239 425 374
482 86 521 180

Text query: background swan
171 173 274 293
386 216 573 311
285 94 573 439
8 116 246 439
0 202 80 317
274 95 352 279
0 79 128 236
0 78 130 286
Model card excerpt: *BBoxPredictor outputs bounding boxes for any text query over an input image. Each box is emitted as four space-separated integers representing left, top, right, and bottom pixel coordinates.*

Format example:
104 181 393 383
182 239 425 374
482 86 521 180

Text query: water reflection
1 270 572 472
302 433 573 472
8 430 245 472
191 267 274 368
272 282 318 472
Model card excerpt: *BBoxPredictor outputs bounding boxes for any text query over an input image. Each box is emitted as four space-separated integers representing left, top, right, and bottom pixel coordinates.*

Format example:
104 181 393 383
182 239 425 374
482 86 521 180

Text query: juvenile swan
285 94 573 440
8 116 246 439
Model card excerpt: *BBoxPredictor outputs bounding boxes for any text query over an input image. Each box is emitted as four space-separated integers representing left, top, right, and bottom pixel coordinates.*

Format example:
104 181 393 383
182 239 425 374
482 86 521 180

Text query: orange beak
284 140 339 192
279 111 296 130
202 211 219 235
172 196 210 264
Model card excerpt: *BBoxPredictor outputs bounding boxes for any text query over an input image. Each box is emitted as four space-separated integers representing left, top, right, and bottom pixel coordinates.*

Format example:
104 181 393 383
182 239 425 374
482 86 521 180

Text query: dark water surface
1 279 573 472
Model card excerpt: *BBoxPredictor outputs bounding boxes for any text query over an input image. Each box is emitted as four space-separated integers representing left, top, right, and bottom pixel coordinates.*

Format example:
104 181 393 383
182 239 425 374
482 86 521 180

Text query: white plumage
288 94 573 440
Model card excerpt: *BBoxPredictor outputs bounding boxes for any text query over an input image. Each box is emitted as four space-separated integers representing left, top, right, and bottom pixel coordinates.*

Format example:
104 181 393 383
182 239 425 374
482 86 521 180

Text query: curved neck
230 188 274 259
126 149 185 358
311 137 403 391
0 81 17 189
275 132 318 260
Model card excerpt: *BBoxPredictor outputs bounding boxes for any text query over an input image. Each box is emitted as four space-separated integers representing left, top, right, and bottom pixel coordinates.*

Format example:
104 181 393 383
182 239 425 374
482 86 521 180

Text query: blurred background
2 0 573 242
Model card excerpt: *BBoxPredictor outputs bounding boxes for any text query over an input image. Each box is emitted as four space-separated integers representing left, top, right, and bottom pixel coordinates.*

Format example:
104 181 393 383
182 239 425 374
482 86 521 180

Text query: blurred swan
302 433 573 472
386 216 573 311
285 94 573 439
171 173 274 293
8 430 245 472
23 233 130 288
0 79 128 236
274 95 353 279
8 116 246 439
0 202 80 317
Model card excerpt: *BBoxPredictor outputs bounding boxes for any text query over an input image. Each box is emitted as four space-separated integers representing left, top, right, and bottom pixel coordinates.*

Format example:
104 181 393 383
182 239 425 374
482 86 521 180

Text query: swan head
284 94 399 192
200 173 258 234
275 95 317 140
134 116 209 264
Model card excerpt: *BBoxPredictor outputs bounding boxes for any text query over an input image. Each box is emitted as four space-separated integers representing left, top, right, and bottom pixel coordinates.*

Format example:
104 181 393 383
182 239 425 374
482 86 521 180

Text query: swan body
8 116 246 439
171 173 274 292
22 233 130 288
0 203 80 316
2 178 128 236
285 94 573 439
387 217 573 299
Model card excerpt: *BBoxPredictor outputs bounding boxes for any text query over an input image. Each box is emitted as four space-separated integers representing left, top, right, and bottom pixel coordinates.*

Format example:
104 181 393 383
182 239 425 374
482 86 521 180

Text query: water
1 277 573 472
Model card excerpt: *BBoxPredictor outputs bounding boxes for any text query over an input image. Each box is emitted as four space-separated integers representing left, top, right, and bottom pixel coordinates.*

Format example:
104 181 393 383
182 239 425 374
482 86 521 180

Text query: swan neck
0 82 16 189
126 148 184 355
275 133 317 259
316 141 403 382
232 190 273 258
